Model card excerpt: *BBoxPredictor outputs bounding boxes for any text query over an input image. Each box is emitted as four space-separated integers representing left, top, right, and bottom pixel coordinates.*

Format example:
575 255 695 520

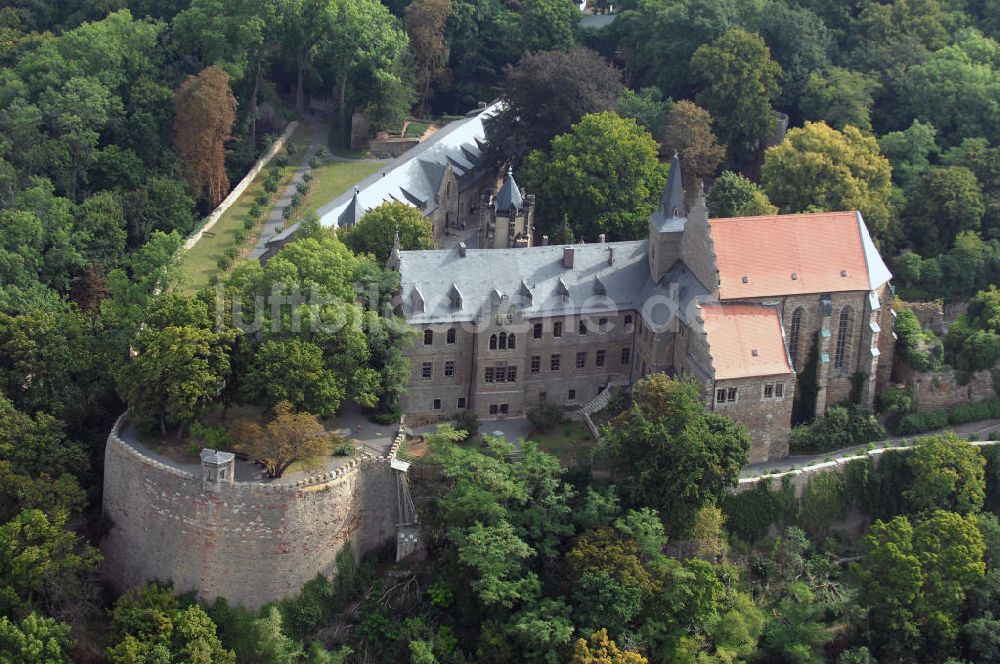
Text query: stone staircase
578 382 629 441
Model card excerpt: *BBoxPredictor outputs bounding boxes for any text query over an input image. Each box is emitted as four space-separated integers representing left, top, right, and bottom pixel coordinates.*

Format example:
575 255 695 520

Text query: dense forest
0 0 1000 661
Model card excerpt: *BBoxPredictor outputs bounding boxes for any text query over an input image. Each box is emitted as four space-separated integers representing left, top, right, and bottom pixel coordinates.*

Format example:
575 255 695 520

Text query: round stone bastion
100 414 403 608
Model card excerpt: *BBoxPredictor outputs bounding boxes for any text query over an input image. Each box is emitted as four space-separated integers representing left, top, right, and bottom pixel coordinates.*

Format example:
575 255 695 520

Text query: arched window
499 332 507 349
424 329 433 345
508 333 516 349
489 334 497 350
835 307 851 368
789 308 803 369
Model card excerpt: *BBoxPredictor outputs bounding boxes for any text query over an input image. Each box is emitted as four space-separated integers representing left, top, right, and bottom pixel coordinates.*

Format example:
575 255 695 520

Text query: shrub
896 409 950 435
255 192 270 207
263 178 279 193
895 307 944 371
333 437 354 456
190 422 231 449
790 405 886 453
309 156 320 169
248 203 263 219
296 181 309 196
285 142 298 156
224 246 239 260
527 402 566 433
243 216 257 231
302 172 313 183
282 206 294 220
316 147 331 159
454 411 480 440
895 399 1000 435
290 193 303 208
233 229 246 246
275 156 289 168
216 255 232 270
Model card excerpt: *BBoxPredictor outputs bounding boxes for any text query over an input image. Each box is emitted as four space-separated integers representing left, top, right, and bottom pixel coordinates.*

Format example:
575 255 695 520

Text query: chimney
598 233 606 243
458 242 467 257
563 246 575 269
542 235 549 246
608 247 615 266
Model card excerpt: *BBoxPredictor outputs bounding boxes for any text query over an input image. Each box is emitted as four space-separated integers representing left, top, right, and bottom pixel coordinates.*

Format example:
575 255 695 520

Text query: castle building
393 155 895 462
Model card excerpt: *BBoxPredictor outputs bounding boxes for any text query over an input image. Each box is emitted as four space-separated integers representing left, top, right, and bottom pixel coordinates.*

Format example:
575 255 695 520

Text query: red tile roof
700 303 793 380
709 211 873 299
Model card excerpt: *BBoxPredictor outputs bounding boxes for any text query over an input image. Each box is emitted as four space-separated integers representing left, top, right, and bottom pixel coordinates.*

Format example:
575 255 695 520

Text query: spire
660 151 686 219
495 166 524 214
339 187 364 227
386 228 401 271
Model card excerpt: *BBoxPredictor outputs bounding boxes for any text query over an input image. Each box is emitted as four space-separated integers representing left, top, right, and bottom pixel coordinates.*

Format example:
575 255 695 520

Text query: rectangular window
579 319 587 335
625 314 633 326
763 383 773 399
551 354 561 371
727 387 738 403
576 351 586 369
533 323 543 339
539 392 547 401
421 362 432 380
596 350 606 367
568 389 576 401
495 367 507 383
457 397 466 409
433 399 442 411
599 317 608 333
500 403 509 415
446 328 456 344
621 347 631 365
424 329 433 345
489 404 498 415
716 389 726 404
530 356 540 373
485 367 494 383
444 361 455 377
508 367 517 383
775 383 784 398
553 321 563 337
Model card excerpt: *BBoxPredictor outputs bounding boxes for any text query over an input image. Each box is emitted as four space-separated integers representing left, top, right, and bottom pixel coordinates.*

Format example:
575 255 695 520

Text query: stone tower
647 152 687 283
479 167 534 249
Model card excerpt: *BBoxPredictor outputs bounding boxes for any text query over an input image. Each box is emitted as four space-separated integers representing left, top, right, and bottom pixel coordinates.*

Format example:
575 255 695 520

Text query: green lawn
175 123 314 293
298 157 386 220
530 420 598 467
404 121 431 138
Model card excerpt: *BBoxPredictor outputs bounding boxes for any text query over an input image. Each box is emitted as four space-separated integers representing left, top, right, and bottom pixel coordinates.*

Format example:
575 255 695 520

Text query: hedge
896 398 1000 436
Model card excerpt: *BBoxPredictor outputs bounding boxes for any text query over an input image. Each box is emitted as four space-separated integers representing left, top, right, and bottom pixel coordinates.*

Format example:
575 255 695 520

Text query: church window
499 332 507 349
789 308 803 369
424 329 433 345
835 308 851 368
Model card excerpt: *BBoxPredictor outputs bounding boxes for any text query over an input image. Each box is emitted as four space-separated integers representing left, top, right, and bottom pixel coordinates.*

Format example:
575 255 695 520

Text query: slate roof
700 303 793 380
316 101 501 228
400 241 649 324
495 167 524 213
709 211 892 300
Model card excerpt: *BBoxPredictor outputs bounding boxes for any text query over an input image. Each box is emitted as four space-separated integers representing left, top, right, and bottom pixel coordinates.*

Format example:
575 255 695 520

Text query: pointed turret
386 229 401 271
495 166 524 214
339 187 364 228
660 151 685 218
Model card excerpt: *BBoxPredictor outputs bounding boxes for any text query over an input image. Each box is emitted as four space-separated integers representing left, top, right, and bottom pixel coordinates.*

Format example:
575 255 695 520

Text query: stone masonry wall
896 360 998 412
101 416 400 609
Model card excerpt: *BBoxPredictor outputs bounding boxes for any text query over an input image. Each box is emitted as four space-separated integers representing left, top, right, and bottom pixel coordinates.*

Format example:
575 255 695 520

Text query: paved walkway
250 121 328 260
741 418 1000 477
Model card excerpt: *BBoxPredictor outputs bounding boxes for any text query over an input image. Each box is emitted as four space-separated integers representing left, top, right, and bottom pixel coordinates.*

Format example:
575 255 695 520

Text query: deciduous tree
232 401 331 478
905 433 986 515
707 171 778 218
172 66 237 208
339 201 434 263
903 165 985 255
800 67 879 132
661 100 726 189
406 0 452 115
520 111 666 241
240 339 344 418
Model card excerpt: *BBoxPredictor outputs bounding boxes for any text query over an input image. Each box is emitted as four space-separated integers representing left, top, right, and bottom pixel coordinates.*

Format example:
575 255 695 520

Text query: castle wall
101 417 399 609
895 360 998 412
710 374 795 462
